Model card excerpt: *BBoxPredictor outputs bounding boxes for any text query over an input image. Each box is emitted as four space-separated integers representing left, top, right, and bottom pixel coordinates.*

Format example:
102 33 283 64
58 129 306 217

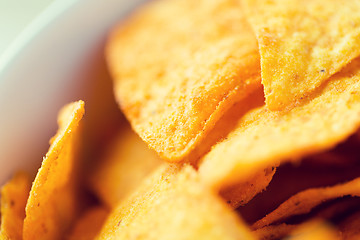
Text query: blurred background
0 0 55 56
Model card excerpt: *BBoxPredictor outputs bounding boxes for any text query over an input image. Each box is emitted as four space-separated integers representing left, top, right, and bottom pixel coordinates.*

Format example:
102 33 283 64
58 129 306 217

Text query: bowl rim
0 0 79 79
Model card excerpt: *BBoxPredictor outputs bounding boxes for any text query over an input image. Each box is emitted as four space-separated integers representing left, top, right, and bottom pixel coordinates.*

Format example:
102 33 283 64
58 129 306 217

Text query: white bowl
0 0 146 185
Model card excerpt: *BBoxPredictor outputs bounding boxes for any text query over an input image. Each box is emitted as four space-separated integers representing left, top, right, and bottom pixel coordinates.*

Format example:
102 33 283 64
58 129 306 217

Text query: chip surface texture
107 0 261 161
242 0 360 110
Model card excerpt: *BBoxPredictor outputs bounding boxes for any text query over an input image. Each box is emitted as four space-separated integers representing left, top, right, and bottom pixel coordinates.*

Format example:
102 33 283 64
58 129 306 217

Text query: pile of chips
2 0 360 239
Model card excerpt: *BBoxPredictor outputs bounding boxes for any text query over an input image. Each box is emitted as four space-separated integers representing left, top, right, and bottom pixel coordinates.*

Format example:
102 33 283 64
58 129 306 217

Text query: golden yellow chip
107 0 261 162
97 165 255 240
253 177 360 229
4 1 360 239
67 206 109 240
221 166 276 209
253 223 296 240
88 125 162 208
199 58 360 190
242 0 360 110
186 87 266 163
0 172 31 240
286 220 340 240
23 101 84 240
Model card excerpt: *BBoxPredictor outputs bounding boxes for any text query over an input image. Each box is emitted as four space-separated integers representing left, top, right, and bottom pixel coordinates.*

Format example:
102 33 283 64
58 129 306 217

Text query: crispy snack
183 86 265 165
67 206 109 240
199 58 360 190
97 165 255 240
0 172 31 240
238 158 360 225
242 0 360 110
23 101 85 240
107 0 260 162
3 1 360 239
253 223 297 240
88 125 162 208
253 177 360 229
286 220 340 240
221 166 276 209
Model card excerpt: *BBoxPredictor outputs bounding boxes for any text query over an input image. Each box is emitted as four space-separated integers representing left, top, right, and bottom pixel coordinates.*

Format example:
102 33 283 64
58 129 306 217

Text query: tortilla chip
199 57 360 190
242 0 360 110
107 0 260 161
89 125 162 208
238 158 360 225
0 172 31 240
97 165 255 240
287 220 340 240
253 223 296 240
221 166 276 209
252 177 360 229
339 211 360 240
23 101 85 240
185 87 266 164
67 206 109 240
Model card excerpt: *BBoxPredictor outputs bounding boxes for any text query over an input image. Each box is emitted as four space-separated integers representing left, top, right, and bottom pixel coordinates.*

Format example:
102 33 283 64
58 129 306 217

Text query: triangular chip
0 172 31 240
253 177 360 229
242 0 360 110
88 126 162 208
23 101 85 240
107 0 260 161
199 58 360 190
96 165 255 240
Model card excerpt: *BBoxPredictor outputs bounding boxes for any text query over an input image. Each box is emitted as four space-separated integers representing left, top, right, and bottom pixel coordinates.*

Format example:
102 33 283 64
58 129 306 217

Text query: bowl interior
0 0 146 185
